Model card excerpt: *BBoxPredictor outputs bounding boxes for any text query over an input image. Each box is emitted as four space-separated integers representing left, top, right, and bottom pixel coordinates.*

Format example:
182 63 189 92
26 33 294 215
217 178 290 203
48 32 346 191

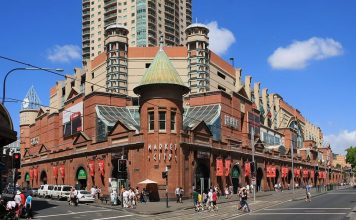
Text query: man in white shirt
123 189 129 208
175 187 180 203
90 186 96 198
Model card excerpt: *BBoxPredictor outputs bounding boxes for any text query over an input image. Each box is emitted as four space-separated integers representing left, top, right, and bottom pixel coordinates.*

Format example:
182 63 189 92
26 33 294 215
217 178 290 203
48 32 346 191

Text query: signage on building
53 166 58 179
89 161 95 177
225 159 231 176
224 115 239 130
216 159 223 176
30 137 39 146
98 160 105 176
33 168 38 181
59 165 65 178
197 151 210 159
267 165 276 178
63 101 83 137
245 162 251 177
29 169 34 181
147 143 177 162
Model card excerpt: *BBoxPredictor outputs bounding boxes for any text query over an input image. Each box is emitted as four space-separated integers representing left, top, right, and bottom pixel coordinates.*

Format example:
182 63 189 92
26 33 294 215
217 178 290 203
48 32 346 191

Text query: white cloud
268 37 343 70
324 130 356 154
206 21 235 55
47 44 81 63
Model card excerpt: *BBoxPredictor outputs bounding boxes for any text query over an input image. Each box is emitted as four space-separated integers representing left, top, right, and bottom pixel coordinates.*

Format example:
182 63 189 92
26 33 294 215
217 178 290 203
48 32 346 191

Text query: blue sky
1 0 355 154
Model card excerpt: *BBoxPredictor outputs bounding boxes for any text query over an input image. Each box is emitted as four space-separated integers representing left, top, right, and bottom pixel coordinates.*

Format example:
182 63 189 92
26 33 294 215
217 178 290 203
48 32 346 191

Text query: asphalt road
30 198 137 220
236 187 356 220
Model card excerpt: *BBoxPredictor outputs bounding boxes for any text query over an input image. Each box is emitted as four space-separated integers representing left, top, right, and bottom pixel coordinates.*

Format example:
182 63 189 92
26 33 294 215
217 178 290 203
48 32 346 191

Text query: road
31 198 136 220
236 187 356 220
29 187 355 220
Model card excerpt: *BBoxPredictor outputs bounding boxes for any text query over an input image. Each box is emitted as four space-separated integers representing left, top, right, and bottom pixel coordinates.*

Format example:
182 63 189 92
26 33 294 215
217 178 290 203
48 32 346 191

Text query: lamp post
2 67 64 105
250 127 256 204
291 141 295 197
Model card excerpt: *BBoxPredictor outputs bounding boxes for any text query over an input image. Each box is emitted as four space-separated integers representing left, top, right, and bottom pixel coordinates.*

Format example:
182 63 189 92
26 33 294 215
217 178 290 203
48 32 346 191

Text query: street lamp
2 67 64 105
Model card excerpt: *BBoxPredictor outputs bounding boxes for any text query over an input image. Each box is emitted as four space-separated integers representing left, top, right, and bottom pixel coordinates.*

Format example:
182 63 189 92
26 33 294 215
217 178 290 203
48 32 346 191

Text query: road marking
250 212 347 215
91 215 134 220
265 208 351 210
36 210 112 218
328 192 356 194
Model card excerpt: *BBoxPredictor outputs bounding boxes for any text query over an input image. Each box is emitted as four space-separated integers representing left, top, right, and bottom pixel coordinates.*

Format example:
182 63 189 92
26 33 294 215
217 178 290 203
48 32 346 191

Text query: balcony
83 36 90 43
105 13 117 21
104 6 117 14
82 30 90 36
104 0 116 8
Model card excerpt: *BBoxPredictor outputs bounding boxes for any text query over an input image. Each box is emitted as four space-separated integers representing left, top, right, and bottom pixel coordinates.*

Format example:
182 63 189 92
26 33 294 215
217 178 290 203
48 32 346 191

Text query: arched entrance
24 173 30 188
40 171 47 184
275 169 280 185
256 167 263 192
231 165 240 194
195 160 210 194
76 167 87 190
288 170 292 186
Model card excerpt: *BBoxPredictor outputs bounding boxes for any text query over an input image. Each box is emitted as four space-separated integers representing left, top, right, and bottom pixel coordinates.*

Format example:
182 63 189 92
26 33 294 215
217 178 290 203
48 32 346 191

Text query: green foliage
345 146 356 168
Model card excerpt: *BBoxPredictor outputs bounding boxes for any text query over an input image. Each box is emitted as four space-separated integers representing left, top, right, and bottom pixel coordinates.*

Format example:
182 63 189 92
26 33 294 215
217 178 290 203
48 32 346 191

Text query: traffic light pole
251 127 256 204
13 168 17 197
166 174 168 208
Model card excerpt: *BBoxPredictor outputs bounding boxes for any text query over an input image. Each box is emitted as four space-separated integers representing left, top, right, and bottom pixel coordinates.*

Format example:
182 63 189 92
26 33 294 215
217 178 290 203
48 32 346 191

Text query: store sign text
148 143 177 162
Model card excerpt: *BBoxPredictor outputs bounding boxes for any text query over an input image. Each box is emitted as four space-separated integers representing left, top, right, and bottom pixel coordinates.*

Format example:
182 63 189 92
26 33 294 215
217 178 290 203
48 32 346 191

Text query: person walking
175 187 180 203
14 190 22 218
211 189 218 211
90 186 96 199
305 184 311 202
25 192 33 219
192 189 199 211
179 187 184 203
224 185 229 199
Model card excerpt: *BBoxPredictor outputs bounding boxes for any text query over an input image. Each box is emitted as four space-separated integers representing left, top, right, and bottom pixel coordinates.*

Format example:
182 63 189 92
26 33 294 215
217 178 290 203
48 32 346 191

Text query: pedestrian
175 187 180 203
123 188 129 208
197 192 203 211
229 185 233 198
140 188 146 203
192 189 199 211
14 190 22 218
111 190 118 205
211 189 218 211
208 188 213 210
239 188 250 212
237 187 243 210
202 191 208 208
20 190 26 217
97 187 101 200
305 184 311 202
225 185 229 199
279 182 282 192
274 183 278 192
90 186 96 199
179 187 184 203
25 192 33 219
246 184 250 193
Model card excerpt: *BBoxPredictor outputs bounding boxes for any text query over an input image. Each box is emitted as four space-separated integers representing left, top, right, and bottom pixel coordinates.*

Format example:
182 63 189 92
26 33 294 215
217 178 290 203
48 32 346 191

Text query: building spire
159 35 164 51
22 85 41 110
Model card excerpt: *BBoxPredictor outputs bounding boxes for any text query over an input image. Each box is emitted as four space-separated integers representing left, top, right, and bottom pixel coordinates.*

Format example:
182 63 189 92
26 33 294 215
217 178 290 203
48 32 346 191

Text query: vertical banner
266 165 271 177
310 170 314 178
33 168 38 181
245 162 251 177
282 167 288 178
216 159 223 176
59 165 65 178
29 169 34 181
225 159 231 176
98 160 105 176
271 166 276 178
89 160 95 177
53 166 58 179
303 170 308 178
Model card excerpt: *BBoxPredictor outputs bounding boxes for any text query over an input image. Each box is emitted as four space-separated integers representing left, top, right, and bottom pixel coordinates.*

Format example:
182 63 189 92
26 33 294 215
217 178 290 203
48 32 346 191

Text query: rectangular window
218 85 226 92
217 71 226 79
148 111 154 131
159 111 166 131
170 111 176 131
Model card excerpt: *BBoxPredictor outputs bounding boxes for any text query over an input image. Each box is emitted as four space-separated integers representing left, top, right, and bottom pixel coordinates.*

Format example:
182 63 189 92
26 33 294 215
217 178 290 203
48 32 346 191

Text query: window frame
148 111 154 132
170 111 176 132
158 111 166 132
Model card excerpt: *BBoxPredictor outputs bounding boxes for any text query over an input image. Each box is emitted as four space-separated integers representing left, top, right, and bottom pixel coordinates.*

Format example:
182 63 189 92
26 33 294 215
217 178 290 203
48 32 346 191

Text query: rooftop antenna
159 35 164 51
229 57 235 67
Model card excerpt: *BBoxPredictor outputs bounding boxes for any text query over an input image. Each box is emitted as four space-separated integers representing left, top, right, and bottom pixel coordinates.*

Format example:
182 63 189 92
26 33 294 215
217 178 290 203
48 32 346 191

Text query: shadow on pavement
32 199 58 214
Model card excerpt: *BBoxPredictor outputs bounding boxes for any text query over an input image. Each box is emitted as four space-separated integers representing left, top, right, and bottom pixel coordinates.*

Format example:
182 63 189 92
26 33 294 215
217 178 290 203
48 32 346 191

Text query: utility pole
165 166 169 208
291 141 295 198
251 127 256 204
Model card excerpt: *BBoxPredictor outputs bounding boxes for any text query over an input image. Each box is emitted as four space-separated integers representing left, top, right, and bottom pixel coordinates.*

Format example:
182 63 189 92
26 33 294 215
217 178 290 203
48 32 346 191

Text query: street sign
252 177 256 185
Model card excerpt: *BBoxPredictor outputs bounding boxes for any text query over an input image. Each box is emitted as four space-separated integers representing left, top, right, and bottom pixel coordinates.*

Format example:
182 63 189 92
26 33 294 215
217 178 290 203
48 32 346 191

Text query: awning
96 105 140 132
265 145 286 155
183 104 221 129
138 179 158 184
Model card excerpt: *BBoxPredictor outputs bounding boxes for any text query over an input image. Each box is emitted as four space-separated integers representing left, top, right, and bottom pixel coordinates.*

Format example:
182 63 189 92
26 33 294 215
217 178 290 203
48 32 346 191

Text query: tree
345 147 356 172
336 163 342 169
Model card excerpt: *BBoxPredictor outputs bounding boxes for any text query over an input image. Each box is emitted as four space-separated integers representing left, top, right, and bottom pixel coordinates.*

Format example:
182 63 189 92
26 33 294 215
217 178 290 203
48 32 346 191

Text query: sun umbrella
138 179 158 184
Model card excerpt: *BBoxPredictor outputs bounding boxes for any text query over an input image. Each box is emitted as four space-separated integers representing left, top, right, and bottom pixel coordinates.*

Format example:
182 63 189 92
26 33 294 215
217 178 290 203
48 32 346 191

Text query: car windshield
63 187 72 191
79 191 90 194
48 186 53 190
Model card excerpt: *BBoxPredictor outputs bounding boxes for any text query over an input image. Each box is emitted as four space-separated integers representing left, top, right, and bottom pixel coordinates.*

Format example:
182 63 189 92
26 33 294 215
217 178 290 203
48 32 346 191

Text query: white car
48 185 58 198
77 190 95 203
52 185 72 200
38 184 54 198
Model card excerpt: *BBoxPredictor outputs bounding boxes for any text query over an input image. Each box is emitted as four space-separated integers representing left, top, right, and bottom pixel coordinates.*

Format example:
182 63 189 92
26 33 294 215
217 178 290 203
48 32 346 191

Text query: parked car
48 185 59 198
38 184 54 198
52 185 72 200
31 188 39 197
77 190 95 203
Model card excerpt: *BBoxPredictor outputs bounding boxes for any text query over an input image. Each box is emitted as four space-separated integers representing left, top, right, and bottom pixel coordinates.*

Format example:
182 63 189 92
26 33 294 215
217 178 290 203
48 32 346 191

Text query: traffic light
162 171 168 179
12 153 21 169
118 159 127 172
15 171 21 181
250 162 255 174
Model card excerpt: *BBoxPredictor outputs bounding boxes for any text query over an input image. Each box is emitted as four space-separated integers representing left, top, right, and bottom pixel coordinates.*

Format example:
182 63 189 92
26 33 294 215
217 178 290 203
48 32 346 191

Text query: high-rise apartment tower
82 0 192 62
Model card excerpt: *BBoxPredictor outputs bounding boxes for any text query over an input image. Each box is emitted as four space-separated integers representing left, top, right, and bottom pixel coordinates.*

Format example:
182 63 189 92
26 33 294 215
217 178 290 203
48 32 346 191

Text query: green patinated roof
137 48 187 88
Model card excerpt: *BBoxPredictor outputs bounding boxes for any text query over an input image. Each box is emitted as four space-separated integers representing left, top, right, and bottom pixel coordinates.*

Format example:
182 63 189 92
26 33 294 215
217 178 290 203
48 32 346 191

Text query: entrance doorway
40 171 47 184
231 165 240 194
275 169 280 185
24 173 30 188
76 167 87 190
195 160 210 194
257 167 263 192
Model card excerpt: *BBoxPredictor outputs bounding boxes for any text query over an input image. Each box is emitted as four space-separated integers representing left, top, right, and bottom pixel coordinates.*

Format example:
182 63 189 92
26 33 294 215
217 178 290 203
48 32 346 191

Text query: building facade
83 0 192 61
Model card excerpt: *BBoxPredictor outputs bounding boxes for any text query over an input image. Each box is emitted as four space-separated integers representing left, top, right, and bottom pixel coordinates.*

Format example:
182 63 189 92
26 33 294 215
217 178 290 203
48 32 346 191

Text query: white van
38 184 54 198
52 185 72 200
48 185 59 198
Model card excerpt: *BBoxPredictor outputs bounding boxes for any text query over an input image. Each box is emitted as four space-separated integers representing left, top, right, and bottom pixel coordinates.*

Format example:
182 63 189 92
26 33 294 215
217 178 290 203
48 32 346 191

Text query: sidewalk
88 187 331 215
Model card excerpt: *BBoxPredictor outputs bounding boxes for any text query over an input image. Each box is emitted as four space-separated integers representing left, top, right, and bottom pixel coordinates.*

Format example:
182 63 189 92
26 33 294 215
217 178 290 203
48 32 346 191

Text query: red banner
29 169 34 181
98 160 105 176
310 170 314 178
53 166 58 179
303 169 309 178
245 162 250 177
33 168 38 180
271 166 276 178
89 160 95 177
225 159 231 176
59 165 65 178
294 168 300 177
282 167 288 178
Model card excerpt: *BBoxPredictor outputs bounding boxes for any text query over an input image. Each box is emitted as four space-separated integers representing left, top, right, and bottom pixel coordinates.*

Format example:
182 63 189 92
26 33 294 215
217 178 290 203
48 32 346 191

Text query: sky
0 0 355 155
